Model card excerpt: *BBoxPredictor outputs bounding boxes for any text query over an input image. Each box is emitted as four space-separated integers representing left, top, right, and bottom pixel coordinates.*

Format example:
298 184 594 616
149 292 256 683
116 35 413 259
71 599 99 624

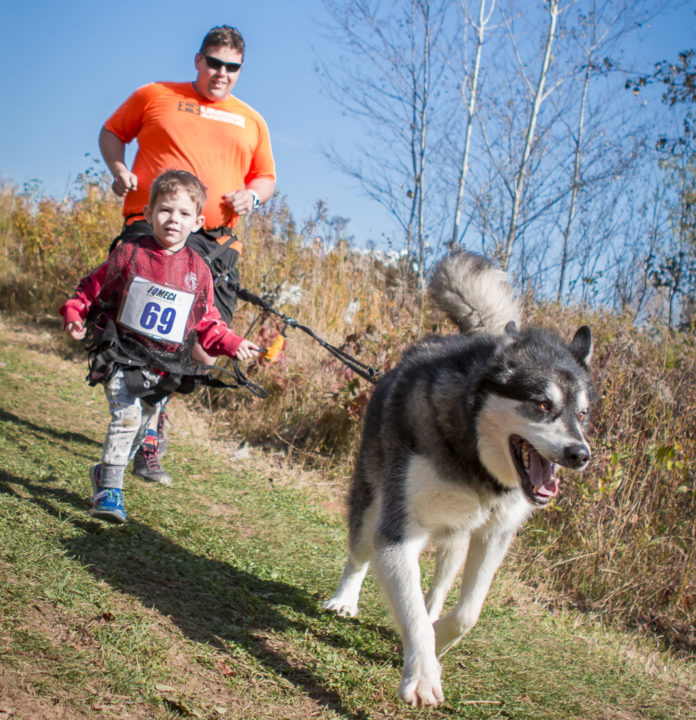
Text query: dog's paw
322 596 358 618
434 609 474 657
399 656 444 707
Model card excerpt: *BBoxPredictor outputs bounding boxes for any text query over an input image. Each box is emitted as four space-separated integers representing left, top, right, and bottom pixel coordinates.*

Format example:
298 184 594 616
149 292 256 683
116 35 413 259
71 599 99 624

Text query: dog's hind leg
322 556 370 618
425 533 470 622
373 537 444 707
323 497 377 617
433 527 515 657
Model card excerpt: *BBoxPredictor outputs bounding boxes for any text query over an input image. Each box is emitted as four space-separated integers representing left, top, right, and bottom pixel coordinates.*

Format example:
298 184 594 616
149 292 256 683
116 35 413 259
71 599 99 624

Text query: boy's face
144 191 204 252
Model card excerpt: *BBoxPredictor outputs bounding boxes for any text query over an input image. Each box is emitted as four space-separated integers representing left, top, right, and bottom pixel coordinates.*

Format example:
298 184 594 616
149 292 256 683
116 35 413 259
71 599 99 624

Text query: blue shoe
89 464 127 523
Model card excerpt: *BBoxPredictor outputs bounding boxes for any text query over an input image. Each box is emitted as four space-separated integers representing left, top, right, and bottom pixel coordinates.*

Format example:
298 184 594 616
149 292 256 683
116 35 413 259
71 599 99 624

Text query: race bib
118 275 195 344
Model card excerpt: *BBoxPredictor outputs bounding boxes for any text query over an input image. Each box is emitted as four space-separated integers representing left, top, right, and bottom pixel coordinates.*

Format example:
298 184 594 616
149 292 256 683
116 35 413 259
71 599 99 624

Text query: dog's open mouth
510 435 560 505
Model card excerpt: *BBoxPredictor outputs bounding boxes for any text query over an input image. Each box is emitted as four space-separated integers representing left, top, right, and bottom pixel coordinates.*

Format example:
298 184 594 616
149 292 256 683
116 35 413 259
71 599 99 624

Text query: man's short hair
149 170 207 214
200 25 245 60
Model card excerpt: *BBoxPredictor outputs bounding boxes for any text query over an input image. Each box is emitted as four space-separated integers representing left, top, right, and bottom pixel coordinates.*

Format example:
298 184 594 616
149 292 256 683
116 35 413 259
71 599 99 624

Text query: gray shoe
133 446 173 486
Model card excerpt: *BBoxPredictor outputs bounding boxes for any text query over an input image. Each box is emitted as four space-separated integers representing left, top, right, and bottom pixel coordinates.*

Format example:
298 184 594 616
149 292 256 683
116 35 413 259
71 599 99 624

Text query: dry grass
1 175 694 654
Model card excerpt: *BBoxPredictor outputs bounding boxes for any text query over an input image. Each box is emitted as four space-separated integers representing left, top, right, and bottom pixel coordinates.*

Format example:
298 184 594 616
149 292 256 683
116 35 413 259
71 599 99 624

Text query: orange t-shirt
104 82 276 230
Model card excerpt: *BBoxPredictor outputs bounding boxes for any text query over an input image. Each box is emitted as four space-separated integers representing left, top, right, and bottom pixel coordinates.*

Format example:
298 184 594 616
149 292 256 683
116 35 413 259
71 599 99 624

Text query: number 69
140 302 176 335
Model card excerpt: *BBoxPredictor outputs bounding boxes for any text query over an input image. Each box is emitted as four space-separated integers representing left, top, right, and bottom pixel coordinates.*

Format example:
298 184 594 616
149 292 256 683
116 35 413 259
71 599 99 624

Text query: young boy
60 170 258 523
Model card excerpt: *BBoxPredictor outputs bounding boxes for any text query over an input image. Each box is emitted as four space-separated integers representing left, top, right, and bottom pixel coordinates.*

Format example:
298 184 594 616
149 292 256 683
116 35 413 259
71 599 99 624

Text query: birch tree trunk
557 55 591 301
502 0 559 269
449 0 495 248
412 0 431 286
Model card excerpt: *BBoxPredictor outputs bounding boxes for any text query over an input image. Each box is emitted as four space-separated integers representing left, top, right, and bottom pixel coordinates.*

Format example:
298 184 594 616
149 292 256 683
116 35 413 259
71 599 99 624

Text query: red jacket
60 236 244 359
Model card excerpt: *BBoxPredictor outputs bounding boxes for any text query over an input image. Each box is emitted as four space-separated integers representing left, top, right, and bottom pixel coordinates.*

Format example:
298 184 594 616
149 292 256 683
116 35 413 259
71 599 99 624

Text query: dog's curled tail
428 251 521 335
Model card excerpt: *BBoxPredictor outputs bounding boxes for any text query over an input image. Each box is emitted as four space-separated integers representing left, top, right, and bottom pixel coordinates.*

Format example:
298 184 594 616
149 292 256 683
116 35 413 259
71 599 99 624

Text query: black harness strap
83 319 267 401
200 233 239 266
219 281 381 385
97 231 379 397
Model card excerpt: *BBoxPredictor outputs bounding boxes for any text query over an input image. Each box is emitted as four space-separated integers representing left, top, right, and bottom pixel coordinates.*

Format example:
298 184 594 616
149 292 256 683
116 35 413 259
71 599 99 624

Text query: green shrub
1 173 693 652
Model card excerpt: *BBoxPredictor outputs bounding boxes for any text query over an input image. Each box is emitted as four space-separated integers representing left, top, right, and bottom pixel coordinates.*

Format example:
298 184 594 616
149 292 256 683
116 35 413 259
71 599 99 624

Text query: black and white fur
323 252 594 707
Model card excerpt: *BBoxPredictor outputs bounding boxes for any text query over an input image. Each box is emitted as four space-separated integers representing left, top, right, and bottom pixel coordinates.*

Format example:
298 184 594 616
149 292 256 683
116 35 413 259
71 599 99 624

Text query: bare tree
448 0 496 248
318 0 453 283
501 0 560 269
318 0 676 320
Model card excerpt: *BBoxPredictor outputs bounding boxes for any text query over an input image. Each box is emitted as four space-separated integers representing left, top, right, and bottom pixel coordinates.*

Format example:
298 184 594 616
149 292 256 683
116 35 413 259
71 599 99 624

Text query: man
99 25 276 485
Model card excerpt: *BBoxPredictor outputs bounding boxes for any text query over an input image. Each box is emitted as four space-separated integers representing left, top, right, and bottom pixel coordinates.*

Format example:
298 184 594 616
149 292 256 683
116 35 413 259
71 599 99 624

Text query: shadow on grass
0 408 101 453
0 466 387 720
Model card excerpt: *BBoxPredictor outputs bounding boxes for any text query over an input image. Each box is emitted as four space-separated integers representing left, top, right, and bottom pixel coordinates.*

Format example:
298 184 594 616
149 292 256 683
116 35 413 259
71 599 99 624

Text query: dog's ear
504 321 517 336
569 325 593 368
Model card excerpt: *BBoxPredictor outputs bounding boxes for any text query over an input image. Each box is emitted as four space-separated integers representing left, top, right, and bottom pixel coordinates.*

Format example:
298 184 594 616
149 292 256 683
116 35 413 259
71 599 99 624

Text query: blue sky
1 1 694 247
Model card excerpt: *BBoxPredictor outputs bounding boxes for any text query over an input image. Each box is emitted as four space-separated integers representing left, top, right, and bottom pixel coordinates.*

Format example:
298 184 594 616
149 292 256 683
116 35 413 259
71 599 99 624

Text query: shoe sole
90 507 127 523
133 469 173 487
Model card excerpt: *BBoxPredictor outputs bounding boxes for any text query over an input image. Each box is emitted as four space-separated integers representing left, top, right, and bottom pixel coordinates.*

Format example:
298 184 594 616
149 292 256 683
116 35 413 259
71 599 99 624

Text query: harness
83 234 267 401
87 230 380 403
83 316 267 402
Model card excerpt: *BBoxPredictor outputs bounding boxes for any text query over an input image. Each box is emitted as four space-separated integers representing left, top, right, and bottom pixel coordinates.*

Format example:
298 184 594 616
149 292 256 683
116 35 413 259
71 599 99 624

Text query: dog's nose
564 443 590 469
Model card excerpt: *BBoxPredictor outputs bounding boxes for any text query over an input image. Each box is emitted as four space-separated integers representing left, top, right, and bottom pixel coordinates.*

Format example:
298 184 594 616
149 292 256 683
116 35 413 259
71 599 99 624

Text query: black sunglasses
202 54 242 74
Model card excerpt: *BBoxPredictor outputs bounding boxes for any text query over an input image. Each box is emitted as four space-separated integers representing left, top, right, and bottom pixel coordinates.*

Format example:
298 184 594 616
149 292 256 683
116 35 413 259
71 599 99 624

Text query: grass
1 315 695 720
3 177 696 638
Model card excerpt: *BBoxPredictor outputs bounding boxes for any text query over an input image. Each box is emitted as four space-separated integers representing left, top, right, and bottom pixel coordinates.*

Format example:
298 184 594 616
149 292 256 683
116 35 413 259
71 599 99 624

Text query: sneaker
89 464 127 523
133 431 173 486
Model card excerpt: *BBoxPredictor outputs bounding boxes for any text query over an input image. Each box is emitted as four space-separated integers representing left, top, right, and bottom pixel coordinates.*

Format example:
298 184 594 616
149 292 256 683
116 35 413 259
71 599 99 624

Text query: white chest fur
403 454 530 538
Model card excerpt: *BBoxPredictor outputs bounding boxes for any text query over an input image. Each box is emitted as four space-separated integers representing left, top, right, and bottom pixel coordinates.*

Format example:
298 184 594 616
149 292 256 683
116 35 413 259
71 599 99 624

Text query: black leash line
214 272 381 385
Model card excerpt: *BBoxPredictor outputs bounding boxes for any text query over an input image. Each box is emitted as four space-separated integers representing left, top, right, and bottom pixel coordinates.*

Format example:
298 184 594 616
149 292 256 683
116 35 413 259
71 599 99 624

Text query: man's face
194 44 243 101
144 191 204 253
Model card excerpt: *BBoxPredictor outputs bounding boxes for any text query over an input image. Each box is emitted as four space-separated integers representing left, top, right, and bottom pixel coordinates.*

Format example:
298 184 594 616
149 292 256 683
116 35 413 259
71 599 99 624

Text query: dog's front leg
425 532 470 622
434 527 515 657
373 538 444 707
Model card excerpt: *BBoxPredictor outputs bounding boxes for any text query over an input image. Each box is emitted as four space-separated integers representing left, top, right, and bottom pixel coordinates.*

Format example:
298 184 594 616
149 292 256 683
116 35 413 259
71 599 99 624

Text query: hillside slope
0 316 694 720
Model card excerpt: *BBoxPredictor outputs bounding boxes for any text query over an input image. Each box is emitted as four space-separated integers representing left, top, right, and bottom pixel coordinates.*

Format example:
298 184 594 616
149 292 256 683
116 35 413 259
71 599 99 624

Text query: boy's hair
149 170 207 214
200 25 245 59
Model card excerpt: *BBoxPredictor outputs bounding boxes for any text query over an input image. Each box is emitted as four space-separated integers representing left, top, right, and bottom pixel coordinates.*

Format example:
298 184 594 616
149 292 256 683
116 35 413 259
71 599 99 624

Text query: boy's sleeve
58 261 109 327
195 280 245 358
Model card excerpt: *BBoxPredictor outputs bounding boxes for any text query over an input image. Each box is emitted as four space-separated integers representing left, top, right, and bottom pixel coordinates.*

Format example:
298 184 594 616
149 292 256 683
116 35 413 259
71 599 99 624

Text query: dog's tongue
529 448 560 498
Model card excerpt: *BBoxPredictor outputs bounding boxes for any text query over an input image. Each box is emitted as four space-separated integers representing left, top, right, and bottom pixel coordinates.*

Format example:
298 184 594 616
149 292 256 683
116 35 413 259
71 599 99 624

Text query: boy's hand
65 321 86 340
234 339 259 361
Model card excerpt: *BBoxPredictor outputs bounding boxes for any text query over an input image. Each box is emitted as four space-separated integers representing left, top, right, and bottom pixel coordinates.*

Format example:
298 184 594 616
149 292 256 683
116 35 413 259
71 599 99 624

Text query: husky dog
323 251 593 707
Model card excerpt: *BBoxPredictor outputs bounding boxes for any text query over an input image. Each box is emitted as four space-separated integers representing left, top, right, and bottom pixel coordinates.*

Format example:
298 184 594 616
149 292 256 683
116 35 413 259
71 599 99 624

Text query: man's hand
234 339 260 361
99 128 138 197
65 321 87 341
111 168 138 197
222 189 257 216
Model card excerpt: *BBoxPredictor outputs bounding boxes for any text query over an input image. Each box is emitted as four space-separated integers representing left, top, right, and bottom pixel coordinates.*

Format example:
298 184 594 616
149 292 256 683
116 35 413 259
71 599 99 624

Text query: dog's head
476 325 594 506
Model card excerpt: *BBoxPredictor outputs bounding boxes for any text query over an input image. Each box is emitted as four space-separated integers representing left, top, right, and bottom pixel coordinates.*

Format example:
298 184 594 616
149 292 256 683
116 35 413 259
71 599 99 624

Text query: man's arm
99 126 139 198
222 177 276 216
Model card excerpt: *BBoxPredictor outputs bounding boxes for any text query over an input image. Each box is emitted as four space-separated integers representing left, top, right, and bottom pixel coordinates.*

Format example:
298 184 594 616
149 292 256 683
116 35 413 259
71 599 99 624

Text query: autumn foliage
1 174 694 652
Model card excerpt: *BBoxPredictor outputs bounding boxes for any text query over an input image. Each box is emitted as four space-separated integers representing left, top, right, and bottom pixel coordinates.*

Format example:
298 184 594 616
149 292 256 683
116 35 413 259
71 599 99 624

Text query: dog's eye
537 400 552 413
578 410 587 422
